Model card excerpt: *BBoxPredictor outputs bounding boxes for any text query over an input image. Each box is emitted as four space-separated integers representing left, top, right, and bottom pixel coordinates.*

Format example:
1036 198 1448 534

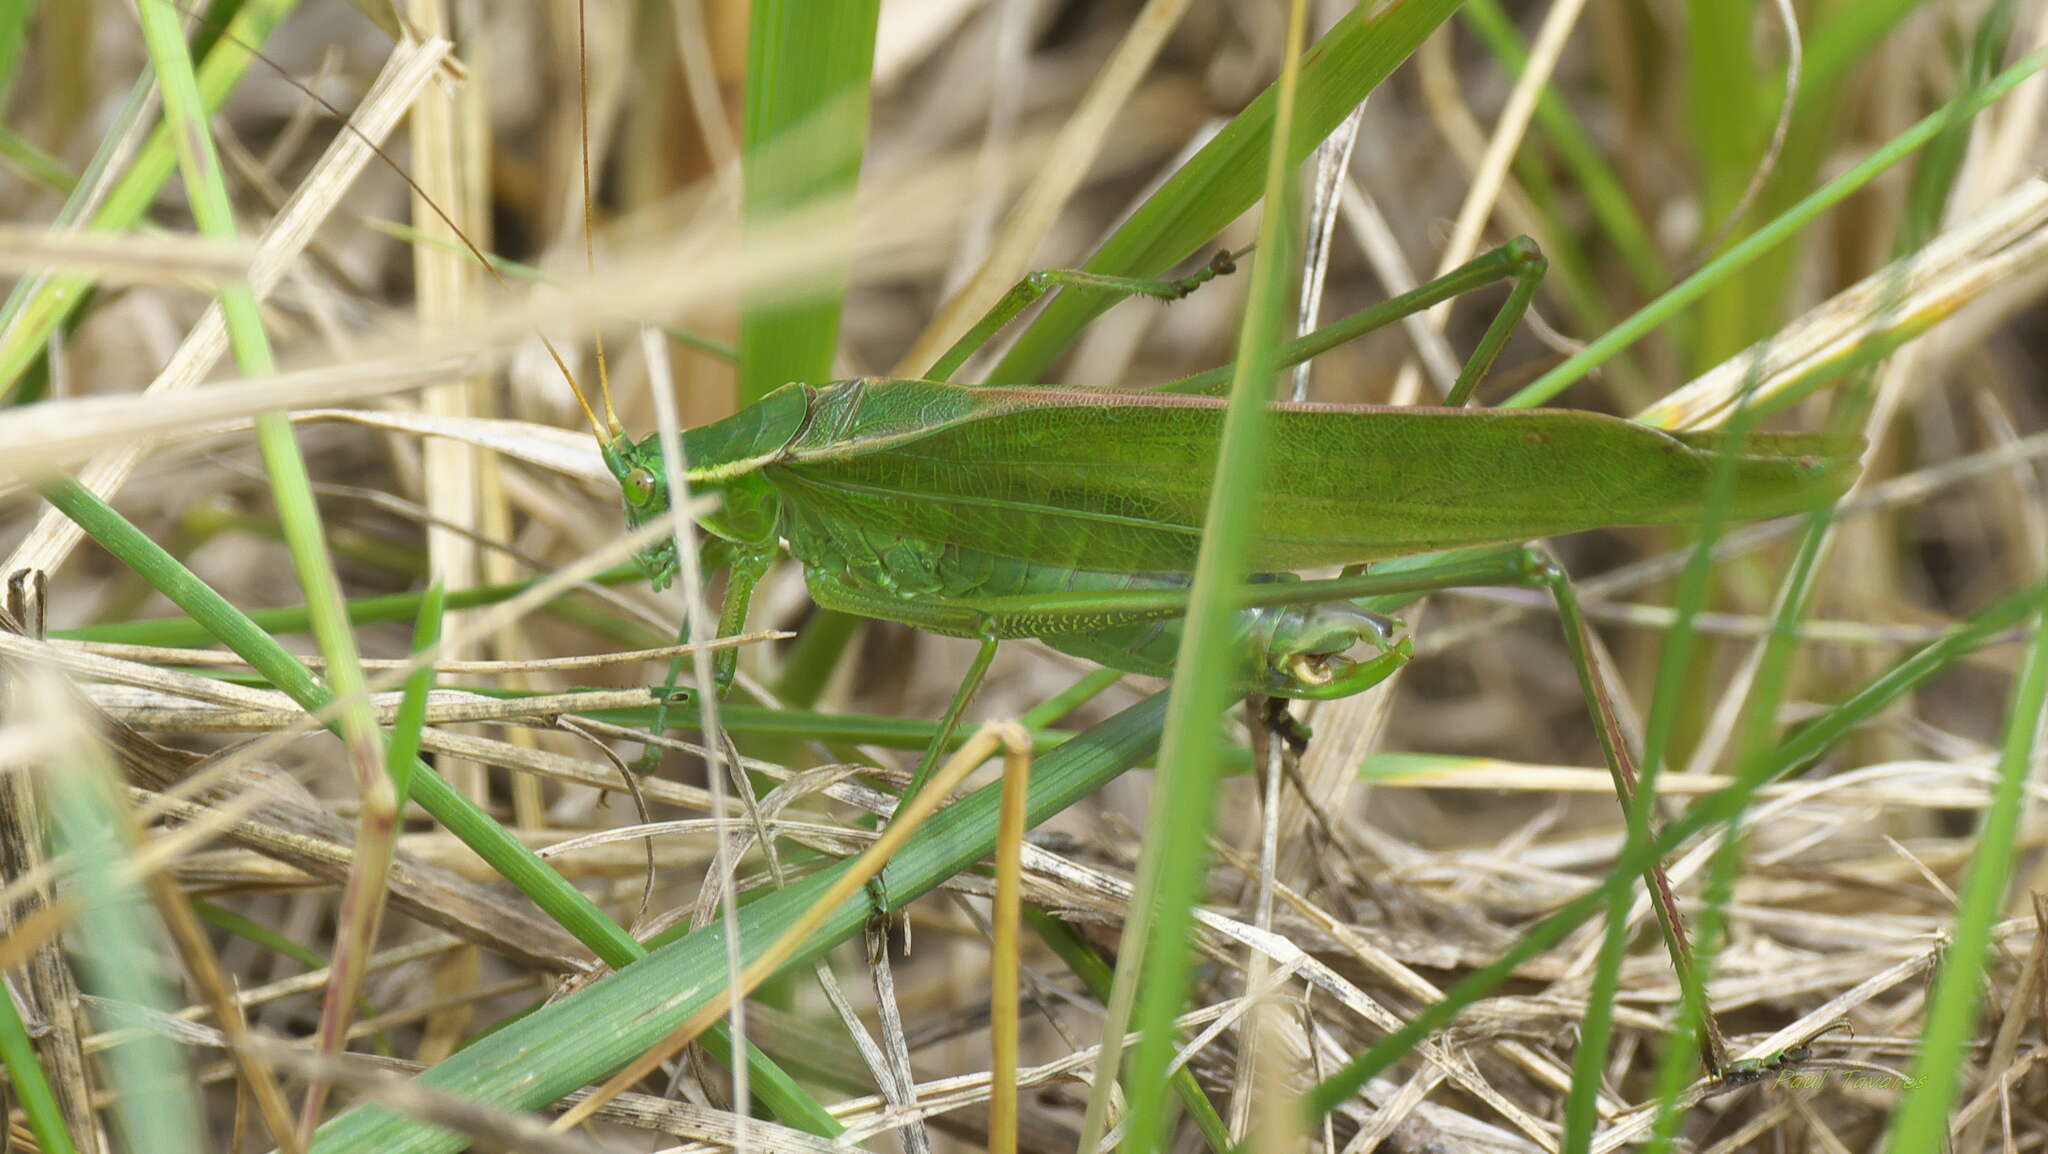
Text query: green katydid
149 7 1865 1105
582 237 1855 1077
219 71 1853 765
584 237 1858 751
1711 1020 1857 1090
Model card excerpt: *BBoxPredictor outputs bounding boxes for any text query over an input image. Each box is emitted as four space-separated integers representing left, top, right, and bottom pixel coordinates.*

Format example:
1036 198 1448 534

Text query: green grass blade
132 25 396 1111
1021 667 1126 729
189 899 389 1052
0 968 80 1154
1095 4 1309 1147
1614 394 1778 1152
770 606 862 710
1899 0 2012 256
1630 390 1783 1123
1303 572 2048 1119
132 0 392 789
738 0 878 404
38 690 205 1154
38 476 839 1134
1807 0 1927 89
132 0 271 375
186 0 252 63
0 0 35 113
0 69 143 397
0 121 75 192
989 0 1464 383
135 0 390 810
1888 585 2048 1147
38 477 641 963
260 411 386 799
387 583 445 804
0 0 299 398
307 693 1170 1154
1508 43 2048 410
1459 0 1666 296
1561 894 1631 1152
733 0 880 707
1684 0 1766 366
190 899 333 973
1706 0 1934 360
52 566 643 647
445 687 1072 752
1647 513 1843 1146
1643 16 1998 1133
1028 909 1233 1154
1879 17 2029 1136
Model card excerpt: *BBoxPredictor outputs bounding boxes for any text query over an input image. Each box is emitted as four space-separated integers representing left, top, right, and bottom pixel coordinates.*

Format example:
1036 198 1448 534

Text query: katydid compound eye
622 466 658 506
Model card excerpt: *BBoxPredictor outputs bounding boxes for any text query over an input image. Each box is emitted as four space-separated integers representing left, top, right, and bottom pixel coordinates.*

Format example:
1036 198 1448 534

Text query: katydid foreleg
634 543 775 772
614 407 784 769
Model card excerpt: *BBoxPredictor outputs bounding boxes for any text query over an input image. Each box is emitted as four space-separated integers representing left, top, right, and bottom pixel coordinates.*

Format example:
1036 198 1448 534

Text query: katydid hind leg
1532 551 1730 1074
1291 546 1731 1069
1444 237 1547 407
1191 222 1717 1058
1159 236 1548 398
926 249 1245 383
1287 548 1730 1064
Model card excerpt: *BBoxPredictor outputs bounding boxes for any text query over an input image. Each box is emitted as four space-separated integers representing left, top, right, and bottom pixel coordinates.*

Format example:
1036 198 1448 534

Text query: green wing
770 379 1859 573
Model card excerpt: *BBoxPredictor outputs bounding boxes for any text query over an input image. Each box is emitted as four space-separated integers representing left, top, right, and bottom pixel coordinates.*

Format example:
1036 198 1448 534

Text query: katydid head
600 394 799 592
601 431 685 590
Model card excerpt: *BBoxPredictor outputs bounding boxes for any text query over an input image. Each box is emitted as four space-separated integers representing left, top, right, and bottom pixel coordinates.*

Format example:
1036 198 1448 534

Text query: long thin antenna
579 0 622 438
177 6 614 444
